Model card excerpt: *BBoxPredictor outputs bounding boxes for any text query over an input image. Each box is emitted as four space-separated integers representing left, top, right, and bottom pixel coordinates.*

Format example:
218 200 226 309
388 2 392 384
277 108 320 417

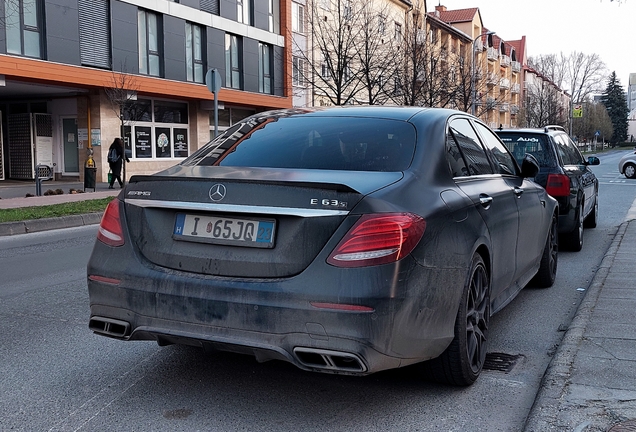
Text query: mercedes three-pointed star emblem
209 184 227 202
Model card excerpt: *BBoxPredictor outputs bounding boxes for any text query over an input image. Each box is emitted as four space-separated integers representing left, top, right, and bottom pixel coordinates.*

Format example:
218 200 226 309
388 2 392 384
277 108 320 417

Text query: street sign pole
205 68 223 137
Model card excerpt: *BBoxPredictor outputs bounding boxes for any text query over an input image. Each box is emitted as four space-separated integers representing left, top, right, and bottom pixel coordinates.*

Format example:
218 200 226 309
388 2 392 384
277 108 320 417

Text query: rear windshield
182 116 416 172
496 133 555 167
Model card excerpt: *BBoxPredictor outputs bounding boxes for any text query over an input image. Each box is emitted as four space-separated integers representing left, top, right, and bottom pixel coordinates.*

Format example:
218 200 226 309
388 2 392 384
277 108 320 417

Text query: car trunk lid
123 166 403 278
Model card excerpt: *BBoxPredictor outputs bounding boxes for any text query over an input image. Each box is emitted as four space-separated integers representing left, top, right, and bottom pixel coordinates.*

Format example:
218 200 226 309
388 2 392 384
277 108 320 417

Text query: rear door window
448 119 493 175
554 133 584 165
473 122 518 176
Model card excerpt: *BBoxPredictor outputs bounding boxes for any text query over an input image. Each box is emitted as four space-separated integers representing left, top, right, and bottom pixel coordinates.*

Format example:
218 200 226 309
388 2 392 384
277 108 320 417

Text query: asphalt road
0 150 633 431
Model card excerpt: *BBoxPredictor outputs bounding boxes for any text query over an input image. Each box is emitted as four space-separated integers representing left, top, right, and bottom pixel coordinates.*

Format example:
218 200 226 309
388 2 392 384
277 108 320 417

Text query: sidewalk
524 219 636 432
1 180 636 431
0 179 119 235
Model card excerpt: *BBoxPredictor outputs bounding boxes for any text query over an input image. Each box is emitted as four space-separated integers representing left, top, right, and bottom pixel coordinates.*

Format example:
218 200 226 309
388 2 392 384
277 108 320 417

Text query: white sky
426 0 636 88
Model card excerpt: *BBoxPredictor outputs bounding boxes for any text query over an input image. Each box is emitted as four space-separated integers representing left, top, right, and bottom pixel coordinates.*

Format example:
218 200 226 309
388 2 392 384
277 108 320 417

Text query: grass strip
0 197 115 223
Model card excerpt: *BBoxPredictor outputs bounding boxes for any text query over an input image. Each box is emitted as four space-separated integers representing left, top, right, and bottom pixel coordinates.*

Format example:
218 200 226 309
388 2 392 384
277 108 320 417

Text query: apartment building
0 0 292 183
429 5 523 128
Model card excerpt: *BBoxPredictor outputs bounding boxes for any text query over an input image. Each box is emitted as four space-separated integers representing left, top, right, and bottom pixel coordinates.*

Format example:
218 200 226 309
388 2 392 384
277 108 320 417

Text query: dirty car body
87 107 558 386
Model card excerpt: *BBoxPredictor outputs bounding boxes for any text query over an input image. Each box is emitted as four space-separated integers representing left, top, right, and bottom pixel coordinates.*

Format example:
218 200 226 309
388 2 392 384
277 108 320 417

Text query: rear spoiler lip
129 167 403 195
124 198 349 217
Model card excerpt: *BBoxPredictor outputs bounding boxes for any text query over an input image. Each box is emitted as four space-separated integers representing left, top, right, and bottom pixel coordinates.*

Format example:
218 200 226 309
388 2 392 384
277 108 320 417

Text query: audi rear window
183 116 416 172
496 133 555 167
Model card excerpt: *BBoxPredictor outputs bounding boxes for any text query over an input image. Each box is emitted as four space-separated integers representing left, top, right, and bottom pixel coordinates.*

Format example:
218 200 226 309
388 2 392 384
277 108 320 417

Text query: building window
209 107 255 139
200 0 219 15
321 53 330 80
292 2 304 33
123 98 189 160
78 0 110 69
225 34 242 89
4 0 42 58
394 22 402 41
378 15 386 35
237 0 252 25
343 0 352 20
185 22 204 83
292 56 306 86
268 0 276 33
138 10 162 77
259 43 273 94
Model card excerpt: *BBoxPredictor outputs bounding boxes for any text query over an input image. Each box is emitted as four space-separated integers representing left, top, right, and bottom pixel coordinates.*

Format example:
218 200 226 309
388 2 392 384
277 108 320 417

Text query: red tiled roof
435 8 478 24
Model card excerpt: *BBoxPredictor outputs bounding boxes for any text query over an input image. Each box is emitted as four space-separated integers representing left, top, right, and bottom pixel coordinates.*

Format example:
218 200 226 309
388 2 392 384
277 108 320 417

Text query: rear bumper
556 196 577 233
87 247 464 375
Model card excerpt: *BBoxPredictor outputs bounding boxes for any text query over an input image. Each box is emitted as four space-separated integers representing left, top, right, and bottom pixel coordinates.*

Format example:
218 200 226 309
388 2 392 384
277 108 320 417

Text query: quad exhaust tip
89 317 130 338
294 347 367 373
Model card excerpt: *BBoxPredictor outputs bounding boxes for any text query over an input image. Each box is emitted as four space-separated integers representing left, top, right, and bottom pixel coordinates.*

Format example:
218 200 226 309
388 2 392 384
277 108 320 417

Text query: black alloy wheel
532 214 558 288
423 254 490 386
563 201 584 252
584 192 598 229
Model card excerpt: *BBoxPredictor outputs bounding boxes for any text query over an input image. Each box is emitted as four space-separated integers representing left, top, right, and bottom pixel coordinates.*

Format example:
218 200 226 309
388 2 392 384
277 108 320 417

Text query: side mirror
520 153 540 178
587 156 600 166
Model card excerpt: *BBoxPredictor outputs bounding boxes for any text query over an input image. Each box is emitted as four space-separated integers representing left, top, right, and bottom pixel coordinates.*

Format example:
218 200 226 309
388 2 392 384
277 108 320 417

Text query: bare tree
389 6 427 106
104 65 140 185
565 51 607 103
524 77 565 127
572 101 613 144
354 1 398 105
528 54 568 90
304 0 365 106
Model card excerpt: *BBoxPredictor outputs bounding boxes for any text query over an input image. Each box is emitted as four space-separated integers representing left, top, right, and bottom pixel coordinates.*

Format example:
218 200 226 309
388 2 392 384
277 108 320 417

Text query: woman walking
107 138 129 188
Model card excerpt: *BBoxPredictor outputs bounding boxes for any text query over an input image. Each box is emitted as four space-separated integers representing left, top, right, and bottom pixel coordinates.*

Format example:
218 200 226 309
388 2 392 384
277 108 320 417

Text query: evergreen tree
600 71 629 144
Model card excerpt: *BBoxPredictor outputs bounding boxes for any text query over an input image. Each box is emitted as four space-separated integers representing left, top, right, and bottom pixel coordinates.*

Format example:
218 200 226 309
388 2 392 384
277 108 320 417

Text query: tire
562 201 583 252
624 163 636 179
424 254 490 386
532 214 558 288
584 191 598 229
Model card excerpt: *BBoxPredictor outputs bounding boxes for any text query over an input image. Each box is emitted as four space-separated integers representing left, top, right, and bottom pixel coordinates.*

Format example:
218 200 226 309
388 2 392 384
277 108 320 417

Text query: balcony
511 83 520 94
474 39 484 52
486 73 499 86
512 61 521 73
487 47 499 61
510 104 520 115
499 103 509 112
486 97 496 110
499 78 510 89
500 55 511 67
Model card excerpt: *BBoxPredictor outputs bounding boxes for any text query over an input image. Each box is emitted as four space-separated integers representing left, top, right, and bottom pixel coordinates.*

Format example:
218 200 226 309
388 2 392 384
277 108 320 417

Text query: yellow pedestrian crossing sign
573 105 583 118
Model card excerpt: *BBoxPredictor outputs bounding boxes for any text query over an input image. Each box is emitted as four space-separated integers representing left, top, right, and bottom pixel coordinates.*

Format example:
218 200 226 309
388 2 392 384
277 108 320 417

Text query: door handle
479 194 493 208
513 187 524 197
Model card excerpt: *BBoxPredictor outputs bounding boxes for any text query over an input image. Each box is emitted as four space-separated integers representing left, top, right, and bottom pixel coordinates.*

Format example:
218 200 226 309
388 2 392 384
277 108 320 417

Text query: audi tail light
97 199 124 247
545 174 570 197
327 213 426 268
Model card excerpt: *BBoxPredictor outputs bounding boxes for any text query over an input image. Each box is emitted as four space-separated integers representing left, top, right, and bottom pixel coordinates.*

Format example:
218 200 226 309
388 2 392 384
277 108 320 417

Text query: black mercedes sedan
87 107 558 386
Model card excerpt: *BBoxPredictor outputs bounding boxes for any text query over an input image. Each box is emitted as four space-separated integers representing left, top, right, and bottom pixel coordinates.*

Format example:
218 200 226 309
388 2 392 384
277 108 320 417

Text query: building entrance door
62 118 79 174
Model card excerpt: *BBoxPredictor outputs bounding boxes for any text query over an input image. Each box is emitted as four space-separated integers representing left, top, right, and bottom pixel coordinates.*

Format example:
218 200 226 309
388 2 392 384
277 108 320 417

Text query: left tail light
327 213 426 268
97 199 124 247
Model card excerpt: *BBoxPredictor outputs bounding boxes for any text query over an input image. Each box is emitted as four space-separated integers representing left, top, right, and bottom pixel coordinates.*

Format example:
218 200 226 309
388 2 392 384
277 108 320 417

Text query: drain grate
608 420 636 432
483 352 523 372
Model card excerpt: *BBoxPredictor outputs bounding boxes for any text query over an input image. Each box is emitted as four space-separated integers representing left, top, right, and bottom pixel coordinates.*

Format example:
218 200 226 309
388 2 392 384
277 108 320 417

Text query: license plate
173 213 275 248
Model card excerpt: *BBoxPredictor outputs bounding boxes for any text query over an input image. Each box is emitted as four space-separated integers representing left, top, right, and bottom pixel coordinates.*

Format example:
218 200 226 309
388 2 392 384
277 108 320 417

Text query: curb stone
0 212 104 237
